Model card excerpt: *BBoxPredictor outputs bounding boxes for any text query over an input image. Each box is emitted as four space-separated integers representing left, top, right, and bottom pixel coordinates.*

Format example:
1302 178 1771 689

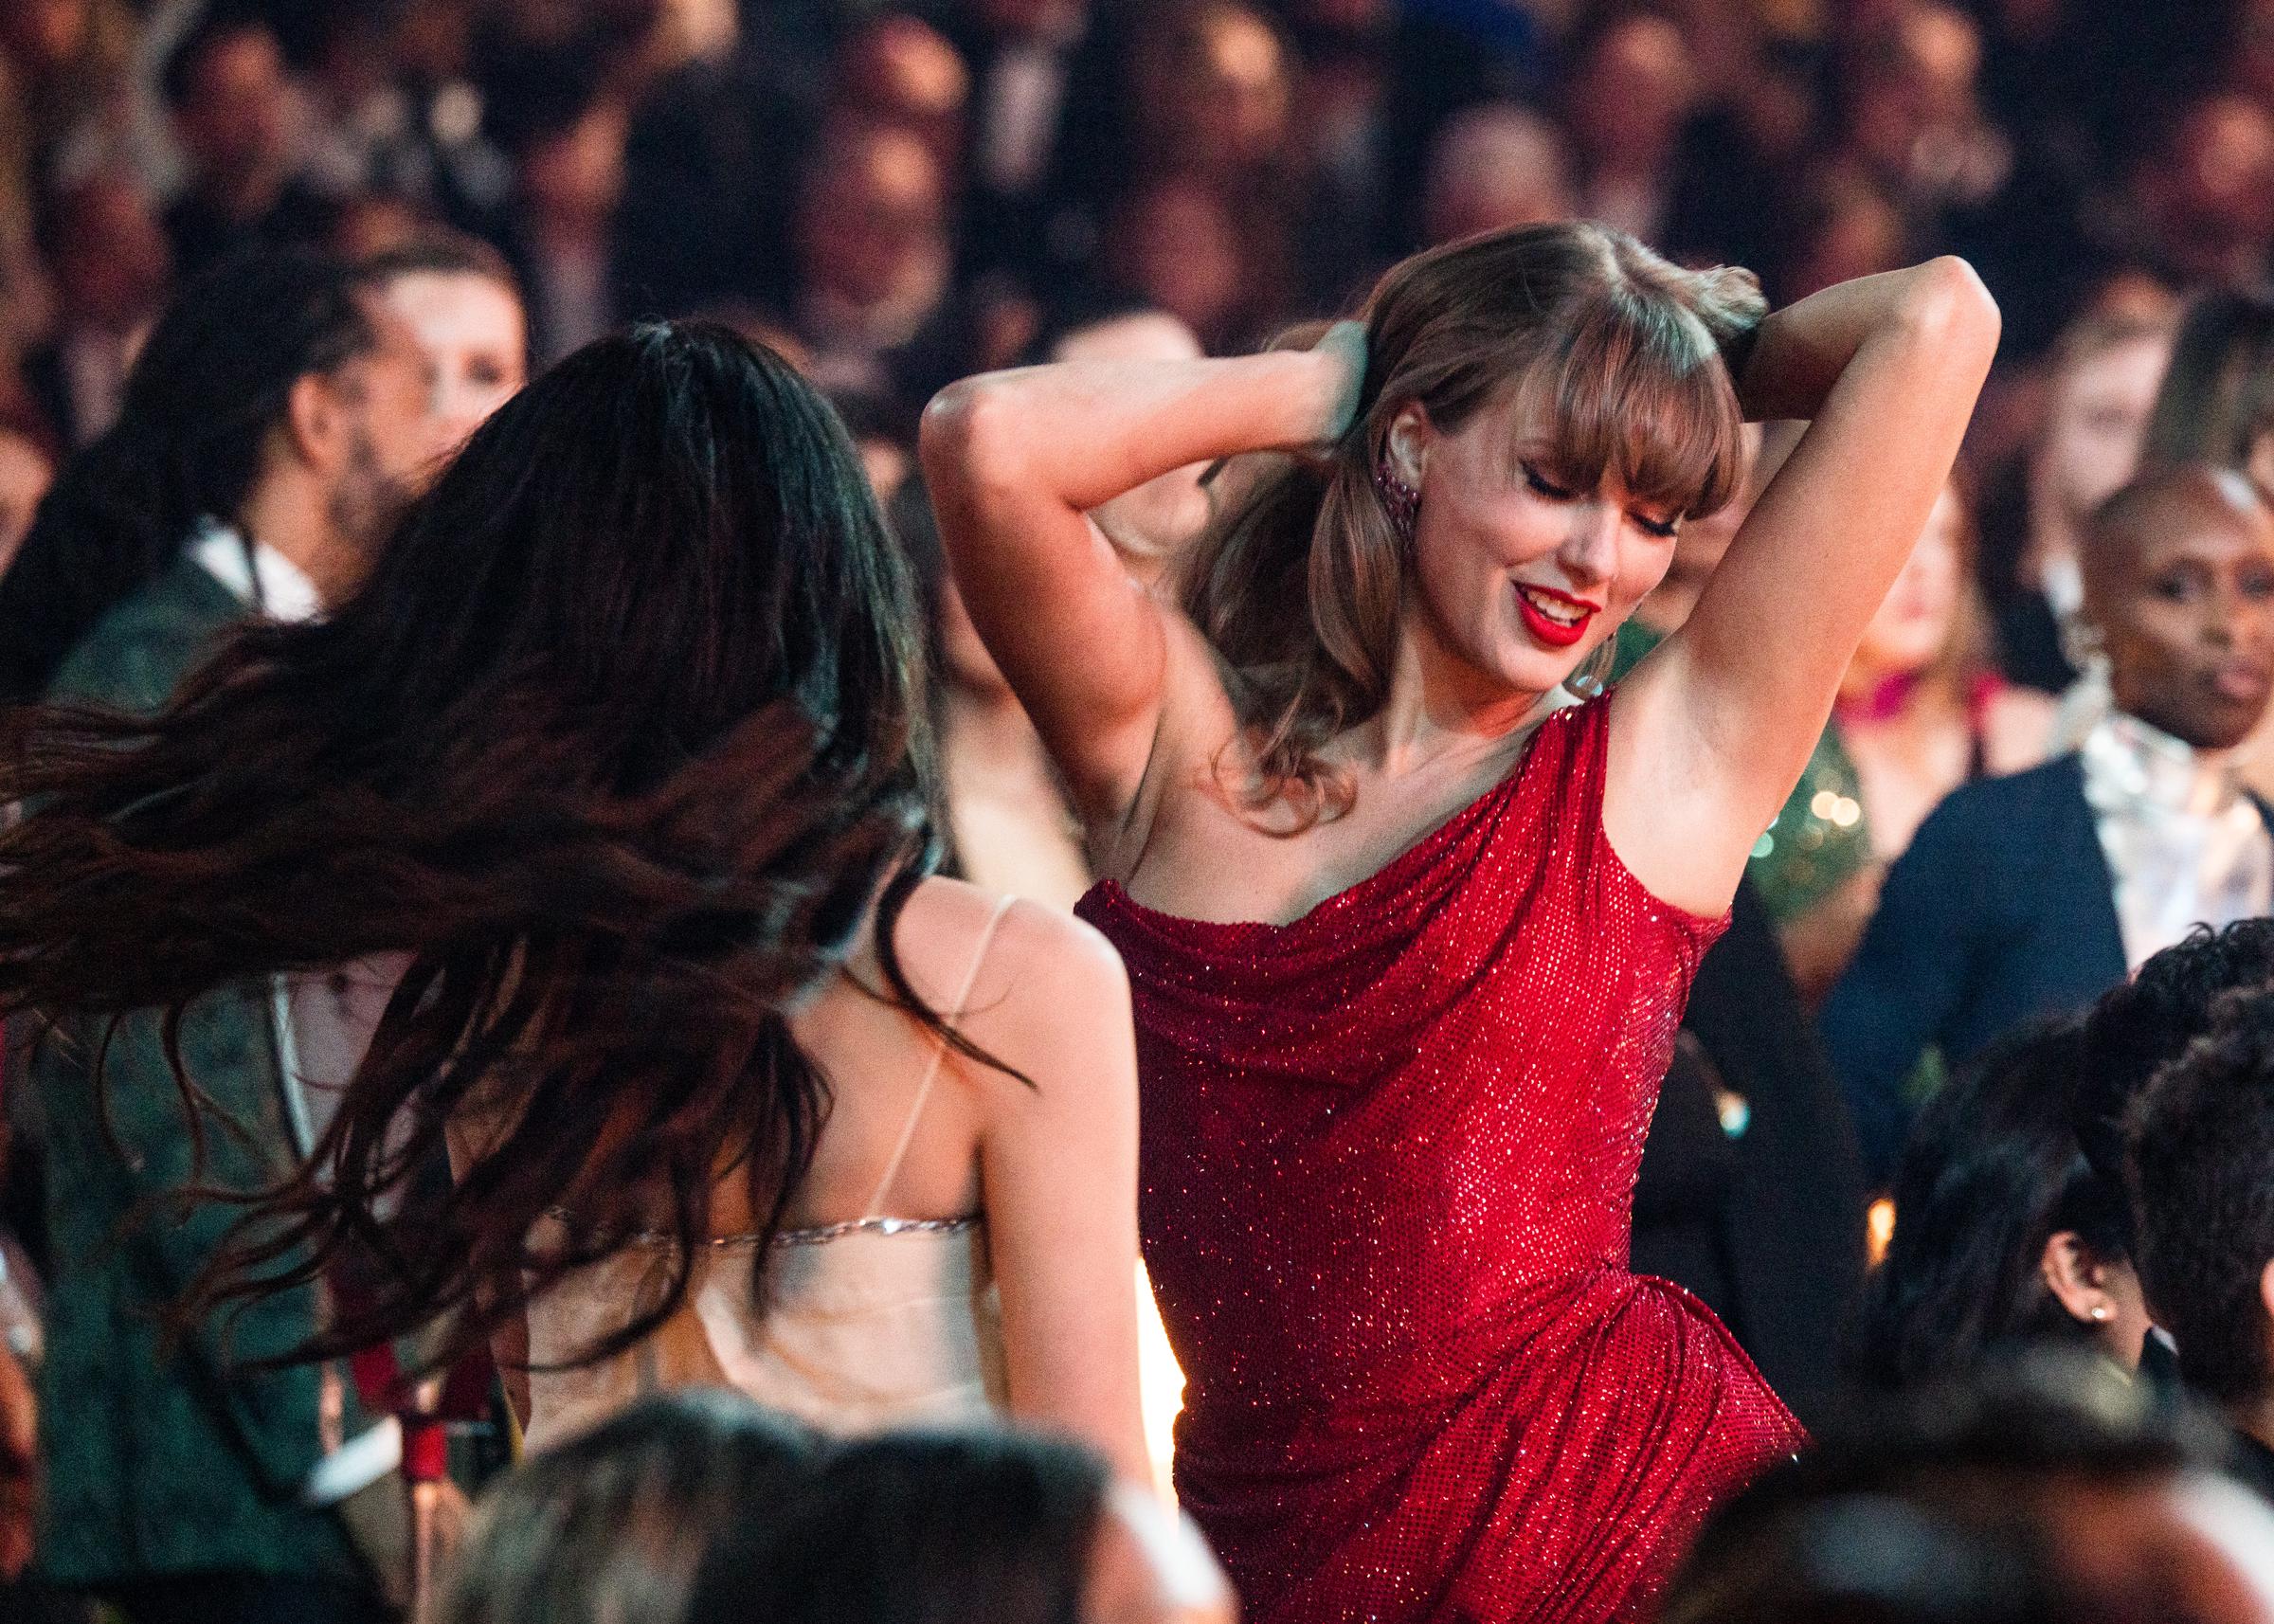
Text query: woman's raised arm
1610 258 2001 916
918 338 1361 827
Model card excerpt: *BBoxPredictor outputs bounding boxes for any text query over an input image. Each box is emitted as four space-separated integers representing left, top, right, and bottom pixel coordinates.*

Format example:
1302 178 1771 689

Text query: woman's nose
1561 504 1621 586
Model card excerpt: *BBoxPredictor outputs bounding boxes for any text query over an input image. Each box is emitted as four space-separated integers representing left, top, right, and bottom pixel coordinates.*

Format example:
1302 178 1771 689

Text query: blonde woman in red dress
921 224 1998 1622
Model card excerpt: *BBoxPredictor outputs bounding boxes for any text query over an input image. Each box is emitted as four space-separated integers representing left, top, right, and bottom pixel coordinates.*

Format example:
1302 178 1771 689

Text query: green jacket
27 557 368 1587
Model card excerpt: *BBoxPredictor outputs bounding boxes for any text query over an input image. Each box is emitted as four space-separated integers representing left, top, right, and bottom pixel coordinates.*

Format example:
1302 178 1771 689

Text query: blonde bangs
1507 288 1747 520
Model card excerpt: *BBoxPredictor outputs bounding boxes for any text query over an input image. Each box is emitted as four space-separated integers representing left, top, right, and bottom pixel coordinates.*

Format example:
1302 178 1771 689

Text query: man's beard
326 423 413 568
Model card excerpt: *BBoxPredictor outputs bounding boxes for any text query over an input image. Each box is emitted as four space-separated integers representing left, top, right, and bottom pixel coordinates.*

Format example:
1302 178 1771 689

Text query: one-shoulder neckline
1086 700 1581 938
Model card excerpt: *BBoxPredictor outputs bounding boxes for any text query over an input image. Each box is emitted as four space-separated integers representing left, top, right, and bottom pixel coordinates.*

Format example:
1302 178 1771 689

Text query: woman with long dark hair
0 323 1151 1479
1843 1020 2146 1394
922 223 1998 1619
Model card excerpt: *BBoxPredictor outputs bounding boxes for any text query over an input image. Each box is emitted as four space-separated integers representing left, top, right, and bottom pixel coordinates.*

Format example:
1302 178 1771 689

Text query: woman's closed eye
1520 460 1576 502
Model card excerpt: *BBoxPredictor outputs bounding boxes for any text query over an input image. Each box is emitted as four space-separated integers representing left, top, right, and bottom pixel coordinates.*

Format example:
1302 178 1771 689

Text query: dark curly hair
2124 985 2274 1406
2076 920 2274 1249
0 321 956 1371
1846 1020 2131 1392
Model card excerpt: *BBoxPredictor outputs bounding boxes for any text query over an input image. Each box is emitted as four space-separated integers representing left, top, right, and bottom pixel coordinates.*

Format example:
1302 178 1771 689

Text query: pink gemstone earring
1374 444 1419 542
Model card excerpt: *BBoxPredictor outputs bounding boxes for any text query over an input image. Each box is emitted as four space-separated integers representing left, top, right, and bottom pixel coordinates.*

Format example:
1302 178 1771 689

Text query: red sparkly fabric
1076 696 1804 1624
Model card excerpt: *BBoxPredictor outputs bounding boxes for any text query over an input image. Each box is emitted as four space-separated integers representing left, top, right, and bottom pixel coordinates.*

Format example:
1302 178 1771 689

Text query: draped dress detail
1076 696 1803 1624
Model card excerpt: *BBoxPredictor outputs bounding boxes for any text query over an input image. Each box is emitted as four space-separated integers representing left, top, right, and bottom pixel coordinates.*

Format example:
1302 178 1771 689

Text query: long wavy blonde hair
1181 222 1766 823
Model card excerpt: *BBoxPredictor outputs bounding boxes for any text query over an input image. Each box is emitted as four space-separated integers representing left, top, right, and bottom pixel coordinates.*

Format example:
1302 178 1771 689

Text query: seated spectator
22 171 171 449
1666 1357 2274 1624
1976 307 2174 696
434 1390 818 1624
484 51 626 369
1777 478 2053 998
361 232 528 453
2136 288 2274 802
1846 1020 2147 1393
159 10 338 276
1417 101 1575 249
2126 987 2274 1502
1824 465 2274 1179
785 120 954 406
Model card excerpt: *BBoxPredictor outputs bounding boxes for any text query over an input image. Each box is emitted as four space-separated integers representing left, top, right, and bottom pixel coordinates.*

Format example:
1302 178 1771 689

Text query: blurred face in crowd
1 0 92 68
1081 1485 1236 1624
1110 179 1245 348
1850 482 1967 685
1563 14 1696 172
1390 388 1687 702
378 270 529 453
2138 95 2274 287
834 16 969 166
52 173 171 330
521 103 629 230
1421 105 1576 246
175 26 294 192
799 124 948 314
1136 4 1292 180
1784 179 1906 301
1845 4 1983 183
1054 311 1213 565
2086 471 2274 751
0 430 53 582
2036 332 2171 534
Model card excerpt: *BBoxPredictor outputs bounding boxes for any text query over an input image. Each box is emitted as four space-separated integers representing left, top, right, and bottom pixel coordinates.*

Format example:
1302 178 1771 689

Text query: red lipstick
1513 581 1598 650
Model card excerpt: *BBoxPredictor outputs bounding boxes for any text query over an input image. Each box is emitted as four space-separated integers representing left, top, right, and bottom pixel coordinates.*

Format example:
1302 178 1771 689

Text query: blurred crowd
9 0 2274 1621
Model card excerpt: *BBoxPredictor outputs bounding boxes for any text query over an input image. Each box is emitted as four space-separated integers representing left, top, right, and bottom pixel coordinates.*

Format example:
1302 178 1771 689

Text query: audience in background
1978 308 2175 698
159 12 334 276
1778 479 2053 999
1825 466 2274 1178
21 170 170 449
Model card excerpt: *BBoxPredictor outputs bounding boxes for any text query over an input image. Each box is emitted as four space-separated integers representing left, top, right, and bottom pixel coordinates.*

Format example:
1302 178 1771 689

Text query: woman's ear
1385 403 1432 490
2040 1229 2121 1326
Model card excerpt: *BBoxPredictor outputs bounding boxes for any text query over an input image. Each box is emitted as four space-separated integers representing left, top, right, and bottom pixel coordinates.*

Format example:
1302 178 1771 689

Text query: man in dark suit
20 249 440 1624
1825 465 2274 1181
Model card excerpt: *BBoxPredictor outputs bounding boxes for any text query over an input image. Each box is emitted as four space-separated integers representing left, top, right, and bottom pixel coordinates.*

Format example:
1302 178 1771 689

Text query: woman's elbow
1900 256 2002 365
919 374 1027 497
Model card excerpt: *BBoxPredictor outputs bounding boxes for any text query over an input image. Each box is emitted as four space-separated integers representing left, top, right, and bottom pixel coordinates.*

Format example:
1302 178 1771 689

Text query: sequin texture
1077 696 1805 1624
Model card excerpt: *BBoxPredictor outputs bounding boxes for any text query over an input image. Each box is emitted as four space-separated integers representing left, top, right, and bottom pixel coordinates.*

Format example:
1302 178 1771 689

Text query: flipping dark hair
684 1428 1110 1624
0 322 949 1369
0 247 385 702
1846 1020 2131 1392
2125 986 2274 1406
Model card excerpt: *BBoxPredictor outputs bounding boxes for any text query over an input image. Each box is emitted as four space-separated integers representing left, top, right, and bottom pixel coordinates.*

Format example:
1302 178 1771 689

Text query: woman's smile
1513 579 1599 648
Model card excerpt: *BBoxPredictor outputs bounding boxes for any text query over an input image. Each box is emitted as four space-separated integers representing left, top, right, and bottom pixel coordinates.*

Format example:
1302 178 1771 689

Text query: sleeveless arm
918 345 1360 829
1610 259 2000 916
966 901 1153 1485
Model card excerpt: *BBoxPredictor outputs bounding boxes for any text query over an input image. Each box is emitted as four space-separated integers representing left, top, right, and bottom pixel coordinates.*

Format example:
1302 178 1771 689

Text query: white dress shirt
2080 711 2274 970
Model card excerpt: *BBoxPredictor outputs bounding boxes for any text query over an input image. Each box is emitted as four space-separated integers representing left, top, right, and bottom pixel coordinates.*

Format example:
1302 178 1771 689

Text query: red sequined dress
1076 696 1804 1624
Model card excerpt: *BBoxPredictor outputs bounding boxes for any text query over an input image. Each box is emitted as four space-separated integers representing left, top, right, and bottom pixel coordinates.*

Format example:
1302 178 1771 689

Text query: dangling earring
1561 637 1618 701
1374 443 1419 544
